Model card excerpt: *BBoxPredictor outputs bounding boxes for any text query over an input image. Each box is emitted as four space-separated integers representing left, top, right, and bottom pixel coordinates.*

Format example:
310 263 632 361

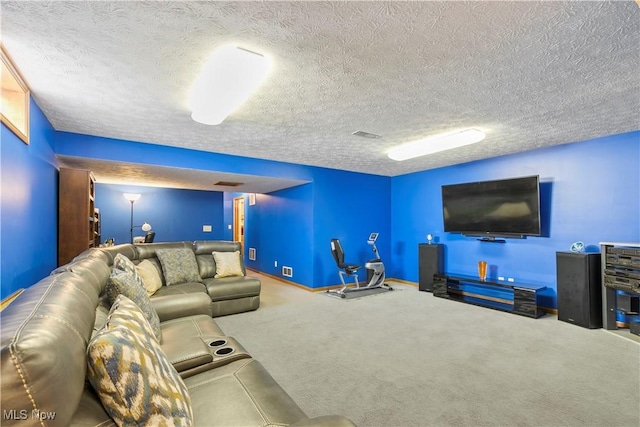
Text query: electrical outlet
282 266 293 277
202 225 212 232
507 277 515 282
248 248 256 261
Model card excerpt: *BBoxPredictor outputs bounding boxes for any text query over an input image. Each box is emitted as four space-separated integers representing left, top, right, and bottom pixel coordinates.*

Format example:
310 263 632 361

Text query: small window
1 45 30 144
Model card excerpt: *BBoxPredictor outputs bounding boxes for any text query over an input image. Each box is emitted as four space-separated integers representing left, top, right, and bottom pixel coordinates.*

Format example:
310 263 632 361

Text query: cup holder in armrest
201 336 251 366
177 336 251 379
214 347 234 356
208 339 227 347
209 339 235 355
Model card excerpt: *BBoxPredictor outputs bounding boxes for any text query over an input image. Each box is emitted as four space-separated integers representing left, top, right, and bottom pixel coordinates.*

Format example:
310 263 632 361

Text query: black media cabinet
433 274 547 318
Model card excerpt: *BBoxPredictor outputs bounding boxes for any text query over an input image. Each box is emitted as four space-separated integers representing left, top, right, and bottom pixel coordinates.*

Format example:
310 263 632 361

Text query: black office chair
143 231 156 243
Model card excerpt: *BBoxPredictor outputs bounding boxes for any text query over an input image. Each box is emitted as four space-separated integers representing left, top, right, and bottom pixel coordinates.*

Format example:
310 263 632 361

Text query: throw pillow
87 295 193 426
106 268 162 342
113 252 148 298
156 248 202 286
213 251 245 278
103 294 158 345
136 259 163 296
113 253 141 283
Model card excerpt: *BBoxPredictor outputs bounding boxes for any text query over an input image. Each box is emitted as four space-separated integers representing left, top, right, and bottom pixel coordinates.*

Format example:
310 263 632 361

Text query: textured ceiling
1 1 639 190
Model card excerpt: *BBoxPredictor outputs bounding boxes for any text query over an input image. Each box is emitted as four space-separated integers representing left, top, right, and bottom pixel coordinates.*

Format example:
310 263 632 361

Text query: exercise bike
326 232 393 298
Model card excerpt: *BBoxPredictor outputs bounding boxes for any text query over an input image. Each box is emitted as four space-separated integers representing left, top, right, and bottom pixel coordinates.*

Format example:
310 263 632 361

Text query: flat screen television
441 175 541 239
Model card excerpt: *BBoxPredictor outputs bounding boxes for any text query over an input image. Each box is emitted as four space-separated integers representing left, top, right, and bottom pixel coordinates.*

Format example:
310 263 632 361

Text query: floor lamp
124 193 153 244
124 193 141 244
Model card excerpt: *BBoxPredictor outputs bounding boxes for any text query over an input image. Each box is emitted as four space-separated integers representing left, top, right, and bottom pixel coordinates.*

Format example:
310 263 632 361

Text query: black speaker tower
556 252 602 329
418 244 444 292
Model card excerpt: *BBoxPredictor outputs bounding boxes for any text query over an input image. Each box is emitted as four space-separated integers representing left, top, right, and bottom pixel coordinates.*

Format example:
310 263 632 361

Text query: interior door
233 196 245 252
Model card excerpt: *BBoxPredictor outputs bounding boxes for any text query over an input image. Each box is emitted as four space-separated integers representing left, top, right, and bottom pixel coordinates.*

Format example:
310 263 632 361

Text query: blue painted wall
312 168 391 288
4 113 638 311
226 169 391 289
56 131 393 289
222 193 236 241
95 184 224 245
390 131 640 308
1 99 58 297
244 185 314 285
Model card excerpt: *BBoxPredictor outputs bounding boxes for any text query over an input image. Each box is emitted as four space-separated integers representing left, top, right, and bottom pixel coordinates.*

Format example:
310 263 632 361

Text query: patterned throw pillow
213 251 245 278
136 259 163 296
156 248 202 286
113 253 142 285
87 295 193 426
106 268 162 342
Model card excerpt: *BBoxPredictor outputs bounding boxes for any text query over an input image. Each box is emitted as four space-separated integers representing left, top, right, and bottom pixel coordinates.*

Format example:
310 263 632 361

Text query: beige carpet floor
215 272 640 427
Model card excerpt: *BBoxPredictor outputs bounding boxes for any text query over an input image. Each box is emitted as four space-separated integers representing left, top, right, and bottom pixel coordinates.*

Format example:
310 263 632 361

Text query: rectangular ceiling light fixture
188 45 271 125
387 129 486 161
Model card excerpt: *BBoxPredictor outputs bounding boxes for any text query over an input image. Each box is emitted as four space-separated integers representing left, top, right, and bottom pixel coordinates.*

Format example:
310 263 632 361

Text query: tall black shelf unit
600 242 640 334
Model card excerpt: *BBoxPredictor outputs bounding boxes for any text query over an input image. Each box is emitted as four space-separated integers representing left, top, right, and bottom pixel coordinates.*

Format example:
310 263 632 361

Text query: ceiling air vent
214 181 243 187
352 130 381 139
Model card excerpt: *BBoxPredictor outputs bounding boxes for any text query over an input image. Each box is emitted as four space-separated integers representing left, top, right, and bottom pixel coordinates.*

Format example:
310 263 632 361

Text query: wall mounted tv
441 175 541 240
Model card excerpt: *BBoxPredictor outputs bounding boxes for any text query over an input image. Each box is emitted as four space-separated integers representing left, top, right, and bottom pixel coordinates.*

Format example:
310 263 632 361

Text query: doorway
233 196 245 252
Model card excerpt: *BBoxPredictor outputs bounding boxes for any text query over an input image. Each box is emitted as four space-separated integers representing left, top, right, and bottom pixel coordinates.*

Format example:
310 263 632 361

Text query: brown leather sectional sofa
0 241 355 426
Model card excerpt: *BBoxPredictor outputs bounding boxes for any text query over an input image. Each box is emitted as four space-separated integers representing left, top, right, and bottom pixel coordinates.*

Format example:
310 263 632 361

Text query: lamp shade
123 193 141 202
141 222 152 232
188 45 271 125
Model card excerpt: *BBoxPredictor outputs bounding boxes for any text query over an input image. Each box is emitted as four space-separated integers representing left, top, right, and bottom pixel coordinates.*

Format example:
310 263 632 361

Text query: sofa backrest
51 250 111 283
96 244 138 266
0 259 111 426
134 241 194 286
95 241 245 283
134 241 194 260
193 240 246 279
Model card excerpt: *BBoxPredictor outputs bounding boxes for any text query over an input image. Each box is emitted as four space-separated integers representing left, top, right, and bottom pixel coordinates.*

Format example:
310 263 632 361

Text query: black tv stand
433 273 547 318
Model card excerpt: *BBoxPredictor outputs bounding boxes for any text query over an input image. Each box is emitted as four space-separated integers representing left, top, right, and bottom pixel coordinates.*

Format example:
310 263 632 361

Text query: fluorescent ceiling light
188 45 271 125
388 129 486 161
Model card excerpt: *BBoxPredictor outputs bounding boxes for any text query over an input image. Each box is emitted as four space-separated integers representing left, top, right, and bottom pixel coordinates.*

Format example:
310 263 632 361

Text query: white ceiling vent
214 181 243 187
352 130 381 139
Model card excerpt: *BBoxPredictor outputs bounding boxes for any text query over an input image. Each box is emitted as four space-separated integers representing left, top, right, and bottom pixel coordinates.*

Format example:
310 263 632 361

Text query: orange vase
478 261 488 281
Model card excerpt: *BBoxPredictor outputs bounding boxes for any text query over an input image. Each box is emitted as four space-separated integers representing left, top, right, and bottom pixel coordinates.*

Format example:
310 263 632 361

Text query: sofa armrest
151 292 212 321
290 415 357 427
